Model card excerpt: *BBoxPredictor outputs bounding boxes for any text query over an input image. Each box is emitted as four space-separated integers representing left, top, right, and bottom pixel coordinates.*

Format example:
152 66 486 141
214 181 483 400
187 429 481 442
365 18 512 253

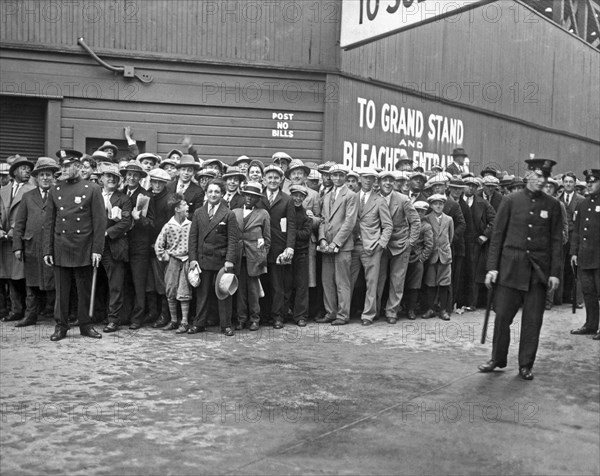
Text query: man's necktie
208 205 214 220
177 183 185 194
269 192 275 207
565 194 570 206
41 190 47 203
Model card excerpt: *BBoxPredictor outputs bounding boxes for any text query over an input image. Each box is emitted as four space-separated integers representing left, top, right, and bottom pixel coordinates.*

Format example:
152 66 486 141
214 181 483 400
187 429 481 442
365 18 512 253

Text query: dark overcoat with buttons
487 188 563 291
105 190 132 262
570 191 600 270
43 177 107 267
12 188 55 289
188 200 240 272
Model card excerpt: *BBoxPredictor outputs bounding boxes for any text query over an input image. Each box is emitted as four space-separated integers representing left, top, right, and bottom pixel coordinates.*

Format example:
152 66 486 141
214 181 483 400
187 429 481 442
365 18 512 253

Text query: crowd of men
1 129 598 379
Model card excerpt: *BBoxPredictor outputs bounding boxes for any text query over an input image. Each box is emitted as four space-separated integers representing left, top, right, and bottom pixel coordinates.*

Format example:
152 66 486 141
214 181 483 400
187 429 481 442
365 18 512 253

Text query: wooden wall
0 0 341 70
340 0 600 143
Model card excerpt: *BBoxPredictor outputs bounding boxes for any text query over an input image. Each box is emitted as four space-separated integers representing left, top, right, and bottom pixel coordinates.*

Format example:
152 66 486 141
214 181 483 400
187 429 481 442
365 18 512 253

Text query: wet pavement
1 304 598 475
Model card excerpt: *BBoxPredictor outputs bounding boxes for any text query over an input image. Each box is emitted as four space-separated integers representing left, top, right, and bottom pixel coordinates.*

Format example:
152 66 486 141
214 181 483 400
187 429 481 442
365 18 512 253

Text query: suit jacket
487 189 563 291
167 180 205 218
233 207 271 276
105 190 133 262
257 190 296 263
319 185 358 252
445 162 463 176
11 188 54 288
424 212 454 264
43 177 107 267
478 189 503 212
225 191 245 210
126 186 155 252
462 194 496 242
433 196 466 257
409 221 434 264
353 191 392 252
189 201 240 271
570 192 600 270
0 181 35 279
293 205 313 252
382 191 420 255
558 191 585 236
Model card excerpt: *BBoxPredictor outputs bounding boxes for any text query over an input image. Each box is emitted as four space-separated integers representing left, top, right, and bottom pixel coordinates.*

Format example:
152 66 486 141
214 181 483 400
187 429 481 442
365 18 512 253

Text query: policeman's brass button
56 187 60 191
77 230 80 233
532 199 535 202
62 218 66 222
527 237 531 241
60 207 64 210
85 185 88 188
62 230 66 233
529 211 534 215
58 196 61 200
76 218 80 221
528 224 532 228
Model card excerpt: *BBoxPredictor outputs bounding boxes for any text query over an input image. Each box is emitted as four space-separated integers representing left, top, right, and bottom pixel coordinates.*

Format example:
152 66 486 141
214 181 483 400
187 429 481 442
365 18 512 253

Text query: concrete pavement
1 304 598 475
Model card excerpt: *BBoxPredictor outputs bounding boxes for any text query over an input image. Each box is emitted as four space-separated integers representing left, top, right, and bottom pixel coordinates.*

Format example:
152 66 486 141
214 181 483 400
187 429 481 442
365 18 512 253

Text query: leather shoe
249 322 260 331
439 311 450 321
297 319 307 327
361 319 373 326
175 324 189 334
315 315 336 324
1 312 23 322
163 321 179 331
387 317 397 324
50 327 68 342
518 367 534 380
273 321 284 329
576 302 584 309
222 327 234 336
331 318 348 326
129 322 142 330
593 332 600 341
152 316 170 328
422 309 437 319
187 325 205 334
478 360 505 372
81 327 102 339
103 322 119 333
570 326 595 335
407 310 417 320
15 316 37 327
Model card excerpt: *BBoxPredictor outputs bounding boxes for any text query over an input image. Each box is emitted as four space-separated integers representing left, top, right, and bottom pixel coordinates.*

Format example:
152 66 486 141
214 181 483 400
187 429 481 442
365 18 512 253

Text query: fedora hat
286 159 310 178
98 141 118 155
31 157 59 176
120 160 148 178
203 158 225 172
215 267 239 300
9 155 35 177
222 166 246 180
451 148 467 157
176 155 201 170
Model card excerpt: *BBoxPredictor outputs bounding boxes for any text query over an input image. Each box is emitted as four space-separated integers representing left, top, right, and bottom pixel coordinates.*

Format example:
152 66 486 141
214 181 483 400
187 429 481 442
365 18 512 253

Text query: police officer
479 158 563 380
570 169 600 340
43 150 107 341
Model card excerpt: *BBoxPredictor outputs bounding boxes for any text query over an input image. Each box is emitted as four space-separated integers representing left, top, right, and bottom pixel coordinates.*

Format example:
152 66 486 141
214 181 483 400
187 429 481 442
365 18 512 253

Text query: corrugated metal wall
340 0 599 143
0 0 341 70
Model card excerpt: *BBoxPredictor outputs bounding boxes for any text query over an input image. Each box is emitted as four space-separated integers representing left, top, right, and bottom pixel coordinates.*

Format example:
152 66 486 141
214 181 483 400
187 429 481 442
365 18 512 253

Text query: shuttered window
0 96 46 161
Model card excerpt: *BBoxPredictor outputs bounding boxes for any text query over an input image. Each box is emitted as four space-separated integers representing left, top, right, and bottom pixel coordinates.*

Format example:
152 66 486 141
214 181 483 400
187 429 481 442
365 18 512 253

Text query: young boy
422 194 454 321
404 201 434 320
154 193 193 333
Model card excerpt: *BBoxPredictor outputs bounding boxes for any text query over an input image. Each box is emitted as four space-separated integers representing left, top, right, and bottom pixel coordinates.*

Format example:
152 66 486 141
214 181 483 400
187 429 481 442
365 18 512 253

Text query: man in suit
43 150 107 341
376 170 420 323
222 166 246 210
459 177 496 310
478 175 503 212
570 169 600 338
98 165 133 333
11 158 59 327
256 165 296 328
188 179 240 336
233 183 271 331
558 172 585 306
317 164 358 326
121 160 155 329
445 148 469 176
167 155 204 217
0 156 36 322
480 158 563 380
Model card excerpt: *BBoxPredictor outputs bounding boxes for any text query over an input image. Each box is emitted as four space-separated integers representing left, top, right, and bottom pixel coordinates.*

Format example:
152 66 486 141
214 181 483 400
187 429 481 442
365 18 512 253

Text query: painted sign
340 0 489 48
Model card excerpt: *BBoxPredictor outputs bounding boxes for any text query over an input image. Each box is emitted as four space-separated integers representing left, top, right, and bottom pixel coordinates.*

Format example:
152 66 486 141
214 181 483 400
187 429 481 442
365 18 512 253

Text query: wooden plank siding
61 98 324 163
0 0 341 71
340 0 599 143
